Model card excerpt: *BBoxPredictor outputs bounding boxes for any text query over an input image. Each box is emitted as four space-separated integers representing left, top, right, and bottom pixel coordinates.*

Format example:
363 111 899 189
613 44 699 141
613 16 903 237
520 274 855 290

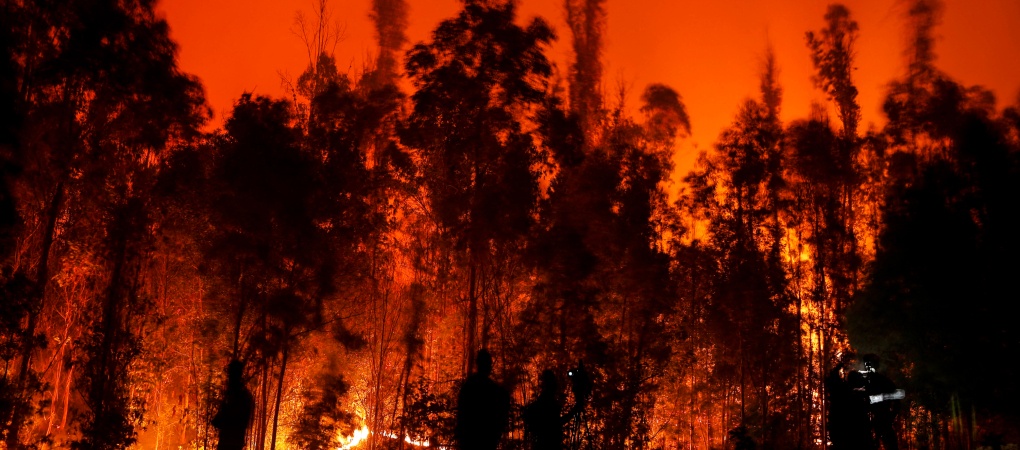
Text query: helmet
862 353 880 372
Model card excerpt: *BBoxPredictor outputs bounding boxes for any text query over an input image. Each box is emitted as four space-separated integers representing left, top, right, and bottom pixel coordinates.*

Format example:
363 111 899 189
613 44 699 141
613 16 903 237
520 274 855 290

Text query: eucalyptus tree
682 86 797 447
785 10 871 446
521 81 689 449
0 0 207 447
402 0 554 375
803 3 865 319
849 1 1020 445
851 79 1019 449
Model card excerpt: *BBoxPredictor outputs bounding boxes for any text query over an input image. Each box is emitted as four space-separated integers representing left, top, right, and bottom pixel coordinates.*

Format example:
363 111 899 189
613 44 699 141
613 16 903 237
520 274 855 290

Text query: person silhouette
861 354 901 450
566 362 591 416
524 370 566 450
212 359 254 450
824 352 871 450
825 354 851 449
456 349 511 450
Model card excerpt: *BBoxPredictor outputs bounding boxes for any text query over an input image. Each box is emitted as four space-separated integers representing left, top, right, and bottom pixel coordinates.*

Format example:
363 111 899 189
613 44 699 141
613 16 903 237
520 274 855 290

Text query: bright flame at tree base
338 425 434 449
338 425 371 450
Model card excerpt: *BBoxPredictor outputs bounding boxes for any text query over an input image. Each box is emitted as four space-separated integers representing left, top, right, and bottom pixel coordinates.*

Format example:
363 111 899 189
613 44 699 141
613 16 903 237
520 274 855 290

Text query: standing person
564 362 592 446
524 370 566 450
212 359 254 450
862 354 902 450
824 352 871 450
456 349 511 450
825 354 853 450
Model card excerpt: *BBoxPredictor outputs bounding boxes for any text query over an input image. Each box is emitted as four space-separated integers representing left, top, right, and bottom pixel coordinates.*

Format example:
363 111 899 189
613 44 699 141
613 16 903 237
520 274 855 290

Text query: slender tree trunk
255 360 271 450
59 364 73 431
481 264 491 353
371 287 390 450
793 225 808 448
5 182 64 449
739 328 746 425
761 360 768 446
202 360 213 450
270 343 289 450
154 380 164 450
232 268 247 359
45 357 63 436
45 325 71 437
466 250 478 375
94 203 132 438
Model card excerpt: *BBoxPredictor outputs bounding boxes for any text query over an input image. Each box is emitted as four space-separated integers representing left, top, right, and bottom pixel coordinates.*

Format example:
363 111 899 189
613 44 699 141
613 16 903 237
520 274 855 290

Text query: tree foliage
0 1 1016 449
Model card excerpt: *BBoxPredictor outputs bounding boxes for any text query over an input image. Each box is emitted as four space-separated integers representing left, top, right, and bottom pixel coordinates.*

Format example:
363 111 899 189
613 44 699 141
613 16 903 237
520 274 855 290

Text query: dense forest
1 0 1018 449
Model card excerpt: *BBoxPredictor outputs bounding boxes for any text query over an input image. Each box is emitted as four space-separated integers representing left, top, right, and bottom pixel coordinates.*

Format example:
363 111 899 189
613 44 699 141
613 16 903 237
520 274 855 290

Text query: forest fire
1 0 1018 449
334 425 435 450
379 430 434 448
338 426 370 449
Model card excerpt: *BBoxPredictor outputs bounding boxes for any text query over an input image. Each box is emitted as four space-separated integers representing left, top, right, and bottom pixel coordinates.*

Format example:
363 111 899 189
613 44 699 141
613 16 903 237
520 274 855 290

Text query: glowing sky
159 0 1020 175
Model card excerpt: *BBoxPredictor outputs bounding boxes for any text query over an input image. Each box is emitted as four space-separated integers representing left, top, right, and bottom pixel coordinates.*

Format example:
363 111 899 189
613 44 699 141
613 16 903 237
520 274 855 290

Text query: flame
381 430 432 448
339 425 371 450
336 425 434 449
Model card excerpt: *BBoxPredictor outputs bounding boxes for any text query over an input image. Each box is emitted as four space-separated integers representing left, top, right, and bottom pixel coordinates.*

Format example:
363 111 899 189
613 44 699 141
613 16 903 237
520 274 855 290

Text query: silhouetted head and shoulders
535 369 559 403
567 362 592 411
861 354 901 450
825 352 873 450
525 369 565 450
212 359 254 450
862 354 896 389
456 349 511 450
465 348 495 384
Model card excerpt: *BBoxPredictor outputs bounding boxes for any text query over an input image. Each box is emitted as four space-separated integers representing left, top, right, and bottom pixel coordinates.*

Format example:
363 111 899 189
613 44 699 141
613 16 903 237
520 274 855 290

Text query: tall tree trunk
371 287 390 450
232 268 247 359
60 364 73 432
5 181 64 449
269 343 289 450
466 251 478 375
254 359 272 450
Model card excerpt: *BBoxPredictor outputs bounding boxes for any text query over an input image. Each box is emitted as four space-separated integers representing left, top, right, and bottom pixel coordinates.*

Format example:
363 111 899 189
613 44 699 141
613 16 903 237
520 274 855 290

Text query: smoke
905 0 943 82
370 0 409 83
565 0 606 147
760 42 783 119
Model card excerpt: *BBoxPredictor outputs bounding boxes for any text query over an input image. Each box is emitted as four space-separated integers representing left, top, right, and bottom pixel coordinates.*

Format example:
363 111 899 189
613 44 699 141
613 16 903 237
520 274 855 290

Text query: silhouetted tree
851 75 1020 450
203 94 359 450
523 81 686 448
402 0 554 374
807 4 861 141
683 91 797 447
0 0 206 447
294 20 414 447
3 0 1018 448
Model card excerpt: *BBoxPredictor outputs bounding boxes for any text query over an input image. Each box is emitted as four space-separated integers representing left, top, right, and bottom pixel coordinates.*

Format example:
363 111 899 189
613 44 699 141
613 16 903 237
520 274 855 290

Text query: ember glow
338 425 370 449
1 0 1018 449
337 425 433 450
380 430 433 448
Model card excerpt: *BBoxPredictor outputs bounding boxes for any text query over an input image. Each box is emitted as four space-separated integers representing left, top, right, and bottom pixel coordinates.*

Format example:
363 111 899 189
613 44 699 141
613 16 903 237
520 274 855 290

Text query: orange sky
158 0 1020 176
